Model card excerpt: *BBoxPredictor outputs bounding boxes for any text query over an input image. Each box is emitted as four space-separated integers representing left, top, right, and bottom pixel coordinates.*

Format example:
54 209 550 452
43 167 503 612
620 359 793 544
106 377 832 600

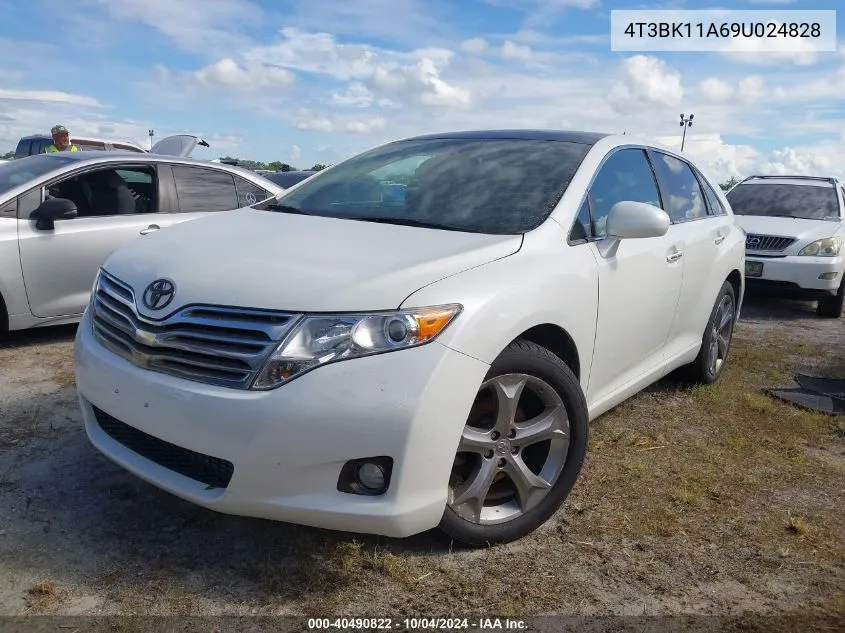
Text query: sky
1 0 844 183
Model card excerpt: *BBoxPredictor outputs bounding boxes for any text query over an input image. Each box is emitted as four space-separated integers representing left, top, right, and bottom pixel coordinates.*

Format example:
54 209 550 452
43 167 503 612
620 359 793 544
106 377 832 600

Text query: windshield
0 155 74 196
726 182 841 221
270 138 592 234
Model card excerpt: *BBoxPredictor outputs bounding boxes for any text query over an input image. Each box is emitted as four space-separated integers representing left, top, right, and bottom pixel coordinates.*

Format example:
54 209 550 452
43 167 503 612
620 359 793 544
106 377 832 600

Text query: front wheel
439 340 588 546
816 279 844 318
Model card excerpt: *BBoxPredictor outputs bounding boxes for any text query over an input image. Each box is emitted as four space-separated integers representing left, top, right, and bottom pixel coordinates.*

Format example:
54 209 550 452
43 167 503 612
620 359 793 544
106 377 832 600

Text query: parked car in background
14 134 210 159
74 129 744 546
264 170 316 189
0 151 281 332
725 175 844 318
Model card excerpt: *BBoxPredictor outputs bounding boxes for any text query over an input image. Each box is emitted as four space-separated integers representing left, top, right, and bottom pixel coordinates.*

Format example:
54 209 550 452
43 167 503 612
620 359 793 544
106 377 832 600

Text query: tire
687 280 737 385
816 279 844 318
438 339 588 546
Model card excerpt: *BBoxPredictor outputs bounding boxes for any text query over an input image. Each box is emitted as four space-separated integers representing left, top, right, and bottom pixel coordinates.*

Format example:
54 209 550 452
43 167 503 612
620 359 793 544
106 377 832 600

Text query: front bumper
745 254 844 294
74 310 489 538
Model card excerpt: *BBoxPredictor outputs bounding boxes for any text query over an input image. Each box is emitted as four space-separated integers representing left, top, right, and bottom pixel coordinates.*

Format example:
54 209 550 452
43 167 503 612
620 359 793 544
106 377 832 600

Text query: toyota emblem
142 279 176 311
746 236 761 247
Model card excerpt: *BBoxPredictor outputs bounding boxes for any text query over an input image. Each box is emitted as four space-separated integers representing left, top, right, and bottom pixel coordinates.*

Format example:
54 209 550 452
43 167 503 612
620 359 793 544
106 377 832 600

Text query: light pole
679 114 693 151
148 129 154 149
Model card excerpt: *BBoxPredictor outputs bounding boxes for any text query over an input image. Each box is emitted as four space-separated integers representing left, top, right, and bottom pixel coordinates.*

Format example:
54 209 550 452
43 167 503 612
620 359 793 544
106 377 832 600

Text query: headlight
798 236 841 257
251 304 462 389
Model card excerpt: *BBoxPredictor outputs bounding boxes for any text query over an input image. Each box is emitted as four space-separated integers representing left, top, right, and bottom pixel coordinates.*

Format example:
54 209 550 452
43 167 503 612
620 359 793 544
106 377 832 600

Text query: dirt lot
0 290 843 629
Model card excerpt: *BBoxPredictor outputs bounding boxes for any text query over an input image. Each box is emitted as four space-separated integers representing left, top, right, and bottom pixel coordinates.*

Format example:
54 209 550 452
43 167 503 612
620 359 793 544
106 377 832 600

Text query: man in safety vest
44 125 79 153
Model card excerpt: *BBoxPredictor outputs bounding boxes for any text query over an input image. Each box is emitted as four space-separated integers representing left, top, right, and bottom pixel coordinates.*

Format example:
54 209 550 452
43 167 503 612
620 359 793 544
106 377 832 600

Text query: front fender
401 226 599 393
0 218 29 321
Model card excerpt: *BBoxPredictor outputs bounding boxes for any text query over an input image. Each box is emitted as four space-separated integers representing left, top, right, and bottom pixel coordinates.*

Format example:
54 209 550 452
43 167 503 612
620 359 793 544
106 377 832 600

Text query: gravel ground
0 289 842 629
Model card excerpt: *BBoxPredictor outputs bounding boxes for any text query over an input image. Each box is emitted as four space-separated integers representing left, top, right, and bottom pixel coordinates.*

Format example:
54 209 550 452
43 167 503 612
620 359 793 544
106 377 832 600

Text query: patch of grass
335 540 413 583
672 489 703 508
623 459 648 479
785 511 810 538
25 579 68 613
742 393 776 415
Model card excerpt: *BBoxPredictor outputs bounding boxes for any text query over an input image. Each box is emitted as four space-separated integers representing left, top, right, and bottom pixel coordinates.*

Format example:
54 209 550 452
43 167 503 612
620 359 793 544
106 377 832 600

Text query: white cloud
738 75 765 103
609 55 684 111
295 115 334 132
290 144 301 160
756 147 833 176
194 58 296 88
0 89 101 107
461 38 489 55
698 78 734 102
501 41 532 61
83 0 262 55
346 117 387 134
242 28 471 109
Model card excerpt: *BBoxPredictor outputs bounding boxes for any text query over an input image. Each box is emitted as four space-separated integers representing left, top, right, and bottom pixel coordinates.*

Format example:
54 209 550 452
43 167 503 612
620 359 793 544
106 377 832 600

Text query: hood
733 215 842 243
150 134 210 157
102 208 522 317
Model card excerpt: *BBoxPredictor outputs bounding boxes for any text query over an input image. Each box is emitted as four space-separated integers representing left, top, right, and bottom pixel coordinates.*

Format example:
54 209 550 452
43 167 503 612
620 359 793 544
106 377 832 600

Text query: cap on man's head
51 124 69 136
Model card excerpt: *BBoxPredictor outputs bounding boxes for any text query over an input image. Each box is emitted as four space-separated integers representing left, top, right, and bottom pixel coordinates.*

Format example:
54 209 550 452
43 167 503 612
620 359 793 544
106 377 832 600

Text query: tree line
218 156 328 172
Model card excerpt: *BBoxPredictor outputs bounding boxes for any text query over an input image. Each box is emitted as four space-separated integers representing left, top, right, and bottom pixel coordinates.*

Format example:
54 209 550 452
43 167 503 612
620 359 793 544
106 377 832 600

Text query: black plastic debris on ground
766 373 845 416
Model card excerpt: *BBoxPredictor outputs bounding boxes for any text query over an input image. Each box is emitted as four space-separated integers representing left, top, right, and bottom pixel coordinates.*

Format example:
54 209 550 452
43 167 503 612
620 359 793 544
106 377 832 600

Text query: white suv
726 175 844 318
74 130 745 545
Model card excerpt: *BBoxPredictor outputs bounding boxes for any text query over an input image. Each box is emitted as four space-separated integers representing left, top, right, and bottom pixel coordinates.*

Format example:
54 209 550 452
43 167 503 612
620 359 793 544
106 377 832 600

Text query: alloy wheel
448 373 570 525
708 293 734 376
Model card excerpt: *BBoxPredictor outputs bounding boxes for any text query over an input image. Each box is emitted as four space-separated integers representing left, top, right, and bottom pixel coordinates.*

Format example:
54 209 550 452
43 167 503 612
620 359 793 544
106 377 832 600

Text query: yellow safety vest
45 144 79 153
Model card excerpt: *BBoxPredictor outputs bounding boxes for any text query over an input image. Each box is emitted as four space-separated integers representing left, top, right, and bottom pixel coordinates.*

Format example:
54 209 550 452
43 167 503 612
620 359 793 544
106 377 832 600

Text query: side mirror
31 197 77 231
596 201 670 259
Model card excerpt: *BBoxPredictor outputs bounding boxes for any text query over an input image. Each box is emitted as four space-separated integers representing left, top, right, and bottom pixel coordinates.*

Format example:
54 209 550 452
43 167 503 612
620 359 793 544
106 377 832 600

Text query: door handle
667 251 684 263
140 224 160 235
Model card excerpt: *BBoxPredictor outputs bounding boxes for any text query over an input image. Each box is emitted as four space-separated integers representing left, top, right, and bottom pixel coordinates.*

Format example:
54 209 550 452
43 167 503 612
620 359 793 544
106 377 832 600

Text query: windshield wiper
350 216 485 233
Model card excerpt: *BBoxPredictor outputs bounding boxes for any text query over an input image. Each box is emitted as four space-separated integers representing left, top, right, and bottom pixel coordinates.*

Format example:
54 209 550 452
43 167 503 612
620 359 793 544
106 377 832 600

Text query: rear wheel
686 280 736 384
816 279 844 318
439 340 588 546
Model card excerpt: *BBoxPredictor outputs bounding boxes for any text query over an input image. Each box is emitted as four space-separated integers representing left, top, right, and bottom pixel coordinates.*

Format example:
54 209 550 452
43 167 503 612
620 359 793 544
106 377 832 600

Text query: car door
165 164 270 226
582 147 685 403
16 162 175 318
649 151 736 359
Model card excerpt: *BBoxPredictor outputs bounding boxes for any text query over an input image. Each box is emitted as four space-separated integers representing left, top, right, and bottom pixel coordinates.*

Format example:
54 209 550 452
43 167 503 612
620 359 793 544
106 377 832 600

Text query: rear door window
649 152 708 223
171 165 239 213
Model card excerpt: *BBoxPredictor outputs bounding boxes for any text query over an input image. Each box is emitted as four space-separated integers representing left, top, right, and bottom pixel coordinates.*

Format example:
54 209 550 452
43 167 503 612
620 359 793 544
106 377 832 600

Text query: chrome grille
745 234 796 252
91 270 300 389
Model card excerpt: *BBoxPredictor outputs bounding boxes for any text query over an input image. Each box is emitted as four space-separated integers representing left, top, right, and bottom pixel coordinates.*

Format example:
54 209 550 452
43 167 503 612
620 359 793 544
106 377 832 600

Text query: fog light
357 462 386 491
337 456 393 496
819 272 839 280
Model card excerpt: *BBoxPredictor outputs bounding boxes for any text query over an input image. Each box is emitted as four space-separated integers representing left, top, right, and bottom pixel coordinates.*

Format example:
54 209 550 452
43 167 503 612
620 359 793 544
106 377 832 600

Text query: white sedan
73 130 745 545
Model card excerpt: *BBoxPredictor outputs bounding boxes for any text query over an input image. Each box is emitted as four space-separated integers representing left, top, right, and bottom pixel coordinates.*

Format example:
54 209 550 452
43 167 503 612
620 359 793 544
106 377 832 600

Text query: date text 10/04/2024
307 618 528 630
623 22 821 39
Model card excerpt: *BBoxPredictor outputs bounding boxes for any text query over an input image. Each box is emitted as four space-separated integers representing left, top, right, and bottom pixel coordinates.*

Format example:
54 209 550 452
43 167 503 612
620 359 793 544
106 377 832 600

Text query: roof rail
739 175 837 185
